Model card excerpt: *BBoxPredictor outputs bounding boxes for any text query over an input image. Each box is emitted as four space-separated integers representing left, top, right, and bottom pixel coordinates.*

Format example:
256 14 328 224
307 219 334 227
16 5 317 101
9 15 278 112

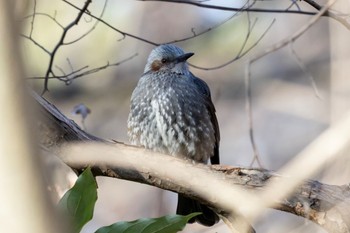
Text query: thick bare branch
59 142 350 233
33 91 350 233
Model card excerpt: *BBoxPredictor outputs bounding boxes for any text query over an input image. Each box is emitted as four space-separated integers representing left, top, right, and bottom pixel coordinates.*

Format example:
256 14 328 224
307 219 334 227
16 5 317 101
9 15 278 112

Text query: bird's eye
161 58 167 63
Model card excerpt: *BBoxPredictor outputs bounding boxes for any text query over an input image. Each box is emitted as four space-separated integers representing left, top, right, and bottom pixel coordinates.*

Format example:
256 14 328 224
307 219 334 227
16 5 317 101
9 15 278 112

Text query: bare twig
245 2 264 168
189 18 275 71
29 0 36 37
27 53 138 84
64 0 109 45
164 0 253 45
140 0 318 15
244 0 337 184
21 3 64 56
166 12 239 45
61 0 159 46
236 10 256 59
245 59 263 168
42 0 92 95
22 12 65 29
289 43 322 99
20 34 51 55
22 1 138 90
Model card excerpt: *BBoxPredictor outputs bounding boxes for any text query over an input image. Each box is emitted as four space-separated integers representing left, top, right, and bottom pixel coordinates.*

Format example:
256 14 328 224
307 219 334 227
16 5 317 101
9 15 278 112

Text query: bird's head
144 44 194 75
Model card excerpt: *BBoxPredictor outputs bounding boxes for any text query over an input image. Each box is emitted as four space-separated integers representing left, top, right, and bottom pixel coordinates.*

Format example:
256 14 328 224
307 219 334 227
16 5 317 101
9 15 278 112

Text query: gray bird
127 44 220 226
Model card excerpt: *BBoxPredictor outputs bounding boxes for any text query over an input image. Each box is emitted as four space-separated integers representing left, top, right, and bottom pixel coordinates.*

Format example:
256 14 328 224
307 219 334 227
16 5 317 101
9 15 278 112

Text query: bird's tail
176 194 219 226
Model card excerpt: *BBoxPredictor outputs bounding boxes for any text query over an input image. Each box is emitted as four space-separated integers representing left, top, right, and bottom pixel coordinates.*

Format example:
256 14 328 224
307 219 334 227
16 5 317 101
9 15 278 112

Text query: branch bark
34 92 350 233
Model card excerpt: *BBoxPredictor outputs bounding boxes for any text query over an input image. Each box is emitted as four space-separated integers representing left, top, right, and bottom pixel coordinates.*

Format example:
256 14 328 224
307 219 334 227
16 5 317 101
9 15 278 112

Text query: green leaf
95 213 200 233
58 167 98 233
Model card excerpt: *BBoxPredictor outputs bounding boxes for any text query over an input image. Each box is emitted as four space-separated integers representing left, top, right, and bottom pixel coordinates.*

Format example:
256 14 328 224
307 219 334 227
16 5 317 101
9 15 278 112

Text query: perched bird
127 44 220 226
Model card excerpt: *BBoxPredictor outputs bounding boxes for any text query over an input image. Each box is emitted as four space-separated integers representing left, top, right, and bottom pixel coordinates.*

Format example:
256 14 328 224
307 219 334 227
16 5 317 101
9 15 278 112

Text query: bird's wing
191 73 220 164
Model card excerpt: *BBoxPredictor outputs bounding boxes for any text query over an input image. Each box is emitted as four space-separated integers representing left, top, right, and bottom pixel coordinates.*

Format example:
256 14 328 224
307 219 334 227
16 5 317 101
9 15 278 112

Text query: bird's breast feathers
128 74 215 162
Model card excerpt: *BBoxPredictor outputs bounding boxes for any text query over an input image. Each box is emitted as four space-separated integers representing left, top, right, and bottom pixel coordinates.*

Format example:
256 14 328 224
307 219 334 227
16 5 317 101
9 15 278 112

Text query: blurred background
20 0 350 232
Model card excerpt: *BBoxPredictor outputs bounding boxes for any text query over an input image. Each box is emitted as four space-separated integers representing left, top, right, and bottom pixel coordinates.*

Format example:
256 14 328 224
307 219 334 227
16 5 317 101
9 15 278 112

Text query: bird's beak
175 52 194 63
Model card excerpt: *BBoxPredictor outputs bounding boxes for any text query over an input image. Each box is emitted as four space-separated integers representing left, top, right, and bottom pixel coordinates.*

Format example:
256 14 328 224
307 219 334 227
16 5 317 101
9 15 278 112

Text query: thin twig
165 0 252 45
238 19 276 59
245 59 263 168
245 0 338 170
61 0 159 46
29 0 36 37
189 18 276 71
64 0 109 45
28 65 88 80
20 34 51 55
66 58 74 74
246 1 264 168
42 0 92 95
22 13 65 29
237 11 256 58
65 53 138 82
289 43 322 99
27 53 138 84
140 0 318 15
54 65 66 77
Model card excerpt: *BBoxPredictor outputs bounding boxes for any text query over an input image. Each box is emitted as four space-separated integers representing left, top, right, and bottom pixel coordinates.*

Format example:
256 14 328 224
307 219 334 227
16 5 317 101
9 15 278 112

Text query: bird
127 44 220 226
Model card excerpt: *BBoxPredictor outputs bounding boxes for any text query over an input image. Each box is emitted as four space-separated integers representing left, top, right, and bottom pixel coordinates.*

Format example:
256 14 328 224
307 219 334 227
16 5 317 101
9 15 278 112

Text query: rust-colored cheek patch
151 60 163 71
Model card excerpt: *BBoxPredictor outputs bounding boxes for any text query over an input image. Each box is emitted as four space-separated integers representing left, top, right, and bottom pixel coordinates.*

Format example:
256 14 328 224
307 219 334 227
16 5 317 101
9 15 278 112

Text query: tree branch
60 142 350 233
33 91 350 233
